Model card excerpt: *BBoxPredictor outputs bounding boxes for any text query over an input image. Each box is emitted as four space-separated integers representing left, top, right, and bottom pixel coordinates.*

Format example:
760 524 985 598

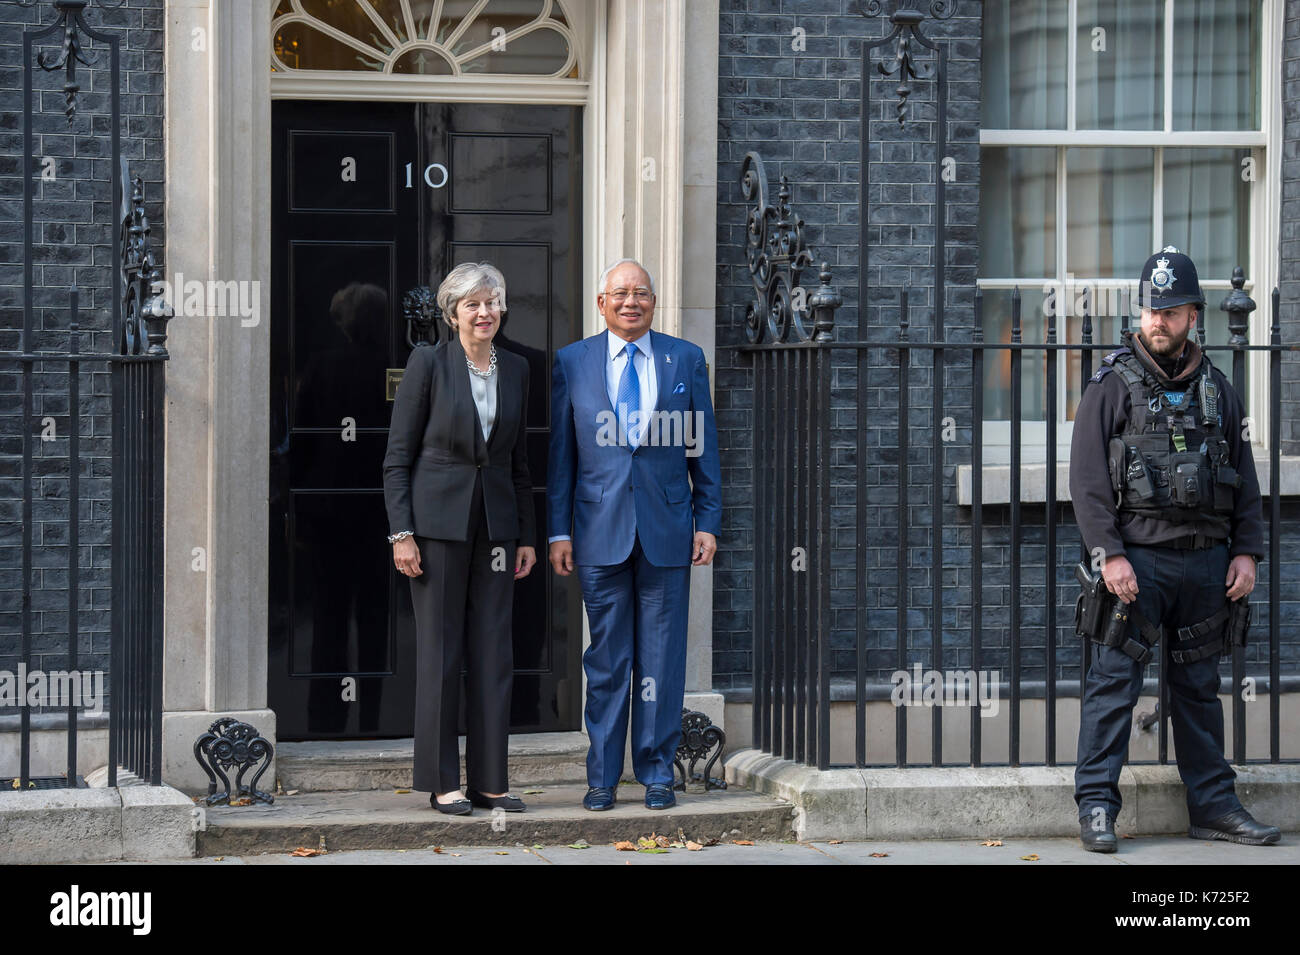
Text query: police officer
1068 247 1279 852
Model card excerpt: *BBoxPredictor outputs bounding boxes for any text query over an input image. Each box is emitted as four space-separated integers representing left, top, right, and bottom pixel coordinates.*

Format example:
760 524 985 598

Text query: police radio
1198 373 1219 428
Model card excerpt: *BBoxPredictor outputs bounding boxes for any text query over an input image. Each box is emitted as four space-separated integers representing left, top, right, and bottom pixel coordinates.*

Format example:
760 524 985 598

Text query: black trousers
409 475 515 794
1074 542 1242 826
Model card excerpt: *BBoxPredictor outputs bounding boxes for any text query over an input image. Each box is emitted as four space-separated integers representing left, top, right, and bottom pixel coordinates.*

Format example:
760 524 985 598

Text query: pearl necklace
466 343 496 379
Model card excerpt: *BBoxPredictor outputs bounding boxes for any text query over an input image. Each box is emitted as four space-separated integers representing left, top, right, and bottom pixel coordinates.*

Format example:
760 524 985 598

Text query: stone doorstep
725 749 1300 842
274 731 592 793
196 783 796 856
0 785 198 865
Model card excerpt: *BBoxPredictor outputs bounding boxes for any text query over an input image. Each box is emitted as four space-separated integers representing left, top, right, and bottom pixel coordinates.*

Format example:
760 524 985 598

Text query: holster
1074 561 1163 666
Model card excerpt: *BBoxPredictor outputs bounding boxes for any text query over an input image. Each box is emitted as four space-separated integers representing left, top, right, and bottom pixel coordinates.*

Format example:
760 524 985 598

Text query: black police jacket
1068 331 1265 563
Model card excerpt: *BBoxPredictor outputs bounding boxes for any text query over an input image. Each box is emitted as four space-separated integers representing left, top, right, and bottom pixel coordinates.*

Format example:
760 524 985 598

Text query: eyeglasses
604 288 654 304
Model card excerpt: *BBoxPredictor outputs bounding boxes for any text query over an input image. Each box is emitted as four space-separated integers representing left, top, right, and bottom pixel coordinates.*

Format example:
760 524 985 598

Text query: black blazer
383 335 536 545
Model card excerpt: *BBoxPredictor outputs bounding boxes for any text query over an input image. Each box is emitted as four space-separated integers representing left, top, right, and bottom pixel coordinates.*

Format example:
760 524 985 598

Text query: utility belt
1073 561 1249 665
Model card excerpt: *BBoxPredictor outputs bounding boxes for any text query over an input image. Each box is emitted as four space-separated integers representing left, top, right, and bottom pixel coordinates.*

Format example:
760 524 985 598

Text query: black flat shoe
1189 808 1280 846
430 793 472 815
467 790 526 812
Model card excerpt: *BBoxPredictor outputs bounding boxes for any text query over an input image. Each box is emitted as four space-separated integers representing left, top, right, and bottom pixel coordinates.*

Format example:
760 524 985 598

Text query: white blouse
468 364 497 442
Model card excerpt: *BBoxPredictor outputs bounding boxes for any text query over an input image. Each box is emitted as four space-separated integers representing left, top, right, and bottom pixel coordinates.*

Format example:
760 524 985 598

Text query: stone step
274 732 591 792
197 784 794 855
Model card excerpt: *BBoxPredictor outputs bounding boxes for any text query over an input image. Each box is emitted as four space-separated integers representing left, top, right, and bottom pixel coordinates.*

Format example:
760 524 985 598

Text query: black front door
270 100 583 740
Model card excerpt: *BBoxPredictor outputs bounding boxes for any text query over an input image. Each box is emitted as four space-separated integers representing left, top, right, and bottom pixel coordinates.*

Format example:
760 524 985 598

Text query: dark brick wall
1283 0 1300 457
714 0 1300 692
0 0 165 710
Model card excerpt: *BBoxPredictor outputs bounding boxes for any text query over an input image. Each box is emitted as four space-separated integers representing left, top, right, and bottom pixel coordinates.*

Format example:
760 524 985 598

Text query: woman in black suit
382 262 537 814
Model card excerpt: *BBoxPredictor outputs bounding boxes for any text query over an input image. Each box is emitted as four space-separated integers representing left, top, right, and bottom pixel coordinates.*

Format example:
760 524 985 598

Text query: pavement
109 831 1299 865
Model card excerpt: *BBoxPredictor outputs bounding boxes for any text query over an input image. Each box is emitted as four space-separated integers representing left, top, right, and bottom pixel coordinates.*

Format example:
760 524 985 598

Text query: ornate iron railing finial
858 0 957 124
740 151 840 344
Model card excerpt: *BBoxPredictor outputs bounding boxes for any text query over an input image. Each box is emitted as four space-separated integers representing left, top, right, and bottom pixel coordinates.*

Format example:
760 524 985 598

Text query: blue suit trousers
577 533 690 788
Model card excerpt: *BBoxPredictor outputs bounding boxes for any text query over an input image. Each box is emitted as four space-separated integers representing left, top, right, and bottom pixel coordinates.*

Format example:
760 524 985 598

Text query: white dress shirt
606 329 657 439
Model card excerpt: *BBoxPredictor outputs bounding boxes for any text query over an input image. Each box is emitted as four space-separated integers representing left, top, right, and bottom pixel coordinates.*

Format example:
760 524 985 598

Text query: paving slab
104 831 1298 865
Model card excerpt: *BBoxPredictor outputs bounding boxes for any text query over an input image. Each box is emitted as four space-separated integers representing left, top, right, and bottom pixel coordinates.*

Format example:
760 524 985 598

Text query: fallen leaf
284 789 299 796
828 839 843 845
732 839 755 846
394 788 412 794
1020 854 1039 861
981 840 1002 847
214 856 224 861
654 834 672 848
228 797 252 806
1121 833 1135 839
450 852 461 857
614 841 637 851
685 841 703 851
669 841 686 849
431 846 444 854
637 847 668 854
637 836 659 849
523 789 544 795
568 840 590 849
869 852 889 858
494 851 509 856
290 847 323 857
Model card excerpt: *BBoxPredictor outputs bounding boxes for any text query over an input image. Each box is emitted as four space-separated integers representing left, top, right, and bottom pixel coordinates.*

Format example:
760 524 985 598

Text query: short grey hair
598 258 656 297
437 261 507 327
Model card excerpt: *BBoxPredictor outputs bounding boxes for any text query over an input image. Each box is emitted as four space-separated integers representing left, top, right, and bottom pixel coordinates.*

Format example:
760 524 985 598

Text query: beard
1140 326 1189 357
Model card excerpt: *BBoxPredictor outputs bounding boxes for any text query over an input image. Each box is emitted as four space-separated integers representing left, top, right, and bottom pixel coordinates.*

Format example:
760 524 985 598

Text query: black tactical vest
1097 343 1242 523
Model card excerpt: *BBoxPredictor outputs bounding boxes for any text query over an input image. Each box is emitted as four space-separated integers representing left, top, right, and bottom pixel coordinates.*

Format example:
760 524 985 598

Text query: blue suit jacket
547 328 721 567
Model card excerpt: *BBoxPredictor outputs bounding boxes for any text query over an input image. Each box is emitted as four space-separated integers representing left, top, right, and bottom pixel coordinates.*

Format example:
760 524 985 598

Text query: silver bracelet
388 530 414 543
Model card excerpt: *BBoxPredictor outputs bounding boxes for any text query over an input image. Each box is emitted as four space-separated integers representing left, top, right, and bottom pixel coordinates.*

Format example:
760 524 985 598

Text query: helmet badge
1150 256 1176 291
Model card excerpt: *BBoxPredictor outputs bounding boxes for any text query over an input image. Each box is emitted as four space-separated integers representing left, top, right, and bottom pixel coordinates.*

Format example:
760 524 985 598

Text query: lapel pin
664 355 672 364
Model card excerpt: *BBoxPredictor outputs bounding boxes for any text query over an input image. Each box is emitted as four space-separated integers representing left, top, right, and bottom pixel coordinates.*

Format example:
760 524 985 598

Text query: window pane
981 288 1049 422
981 0 1067 129
978 147 1057 277
1066 147 1153 277
1075 0 1162 129
1162 148 1251 282
1173 0 1260 130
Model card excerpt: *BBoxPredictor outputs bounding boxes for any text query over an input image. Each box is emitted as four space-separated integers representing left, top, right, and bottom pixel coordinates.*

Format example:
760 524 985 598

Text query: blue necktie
616 342 641 447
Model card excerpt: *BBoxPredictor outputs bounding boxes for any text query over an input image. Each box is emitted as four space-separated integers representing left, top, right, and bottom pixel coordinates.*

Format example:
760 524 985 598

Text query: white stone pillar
160 0 275 792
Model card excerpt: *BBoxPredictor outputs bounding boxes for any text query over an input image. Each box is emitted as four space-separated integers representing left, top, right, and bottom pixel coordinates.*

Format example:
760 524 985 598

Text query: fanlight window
272 0 579 77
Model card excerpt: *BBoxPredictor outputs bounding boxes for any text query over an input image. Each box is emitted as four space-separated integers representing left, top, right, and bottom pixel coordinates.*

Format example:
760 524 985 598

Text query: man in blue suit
547 258 722 811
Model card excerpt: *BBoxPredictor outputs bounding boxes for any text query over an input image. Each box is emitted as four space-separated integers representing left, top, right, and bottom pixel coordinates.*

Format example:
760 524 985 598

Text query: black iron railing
3 0 171 789
733 148 1292 771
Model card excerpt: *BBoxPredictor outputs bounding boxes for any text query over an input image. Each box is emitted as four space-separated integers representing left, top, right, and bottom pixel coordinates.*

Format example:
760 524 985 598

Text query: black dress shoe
1189 808 1281 846
430 793 472 815
645 783 676 810
1079 812 1117 853
467 790 526 812
583 786 616 811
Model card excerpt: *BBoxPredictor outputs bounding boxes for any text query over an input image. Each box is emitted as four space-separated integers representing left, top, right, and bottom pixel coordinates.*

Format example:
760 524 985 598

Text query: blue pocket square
673 381 686 394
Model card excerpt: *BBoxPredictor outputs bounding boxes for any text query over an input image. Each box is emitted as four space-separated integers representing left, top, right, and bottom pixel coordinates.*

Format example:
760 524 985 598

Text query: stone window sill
955 451 1300 505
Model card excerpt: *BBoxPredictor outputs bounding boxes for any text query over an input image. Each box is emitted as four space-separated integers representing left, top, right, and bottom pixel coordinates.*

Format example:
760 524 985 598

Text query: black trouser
409 475 515 795
1074 542 1242 826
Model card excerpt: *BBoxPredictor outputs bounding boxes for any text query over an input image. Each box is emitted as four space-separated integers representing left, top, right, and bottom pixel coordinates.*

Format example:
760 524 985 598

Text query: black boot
1188 808 1281 846
1079 812 1118 853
